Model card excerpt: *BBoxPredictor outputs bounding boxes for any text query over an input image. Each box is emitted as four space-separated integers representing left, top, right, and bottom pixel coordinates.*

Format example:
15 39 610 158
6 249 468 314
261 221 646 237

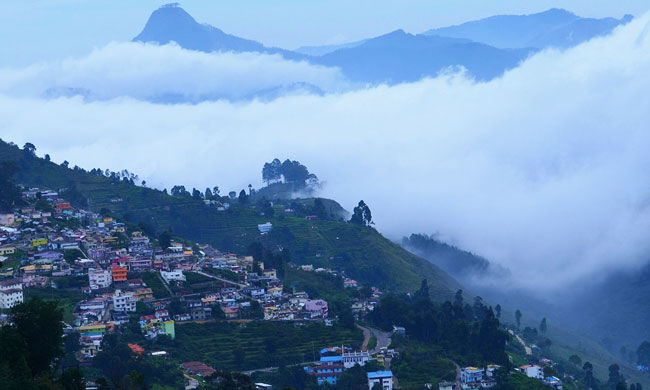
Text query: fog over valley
3 12 650 296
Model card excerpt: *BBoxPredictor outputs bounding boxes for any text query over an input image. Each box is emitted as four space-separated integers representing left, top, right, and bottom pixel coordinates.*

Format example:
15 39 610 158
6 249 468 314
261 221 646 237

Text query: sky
2 1 650 294
1 0 649 66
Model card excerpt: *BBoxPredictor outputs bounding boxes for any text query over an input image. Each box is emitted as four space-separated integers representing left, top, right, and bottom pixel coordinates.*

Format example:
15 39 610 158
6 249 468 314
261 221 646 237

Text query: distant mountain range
134 4 631 87
424 8 633 49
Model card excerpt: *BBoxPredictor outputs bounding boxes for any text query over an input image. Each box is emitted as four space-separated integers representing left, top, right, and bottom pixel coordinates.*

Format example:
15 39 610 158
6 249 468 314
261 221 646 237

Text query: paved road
194 270 246 288
357 325 392 354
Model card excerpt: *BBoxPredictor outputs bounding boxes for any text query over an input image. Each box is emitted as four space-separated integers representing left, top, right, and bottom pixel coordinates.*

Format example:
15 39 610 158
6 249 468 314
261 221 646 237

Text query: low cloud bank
0 42 348 102
2 15 650 292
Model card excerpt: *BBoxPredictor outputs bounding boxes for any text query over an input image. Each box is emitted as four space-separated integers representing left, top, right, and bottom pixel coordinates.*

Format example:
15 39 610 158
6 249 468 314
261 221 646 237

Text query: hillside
313 30 532 82
0 140 461 300
425 8 633 49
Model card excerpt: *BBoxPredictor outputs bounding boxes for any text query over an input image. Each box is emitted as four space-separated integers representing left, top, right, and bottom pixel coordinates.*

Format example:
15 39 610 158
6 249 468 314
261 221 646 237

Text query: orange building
111 266 127 282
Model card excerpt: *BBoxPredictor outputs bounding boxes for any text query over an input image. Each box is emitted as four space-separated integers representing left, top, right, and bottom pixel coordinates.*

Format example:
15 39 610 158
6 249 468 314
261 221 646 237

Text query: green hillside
0 140 461 299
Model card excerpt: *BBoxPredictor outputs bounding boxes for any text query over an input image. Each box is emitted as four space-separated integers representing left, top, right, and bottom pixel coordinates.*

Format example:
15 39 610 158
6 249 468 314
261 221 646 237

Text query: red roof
128 344 145 354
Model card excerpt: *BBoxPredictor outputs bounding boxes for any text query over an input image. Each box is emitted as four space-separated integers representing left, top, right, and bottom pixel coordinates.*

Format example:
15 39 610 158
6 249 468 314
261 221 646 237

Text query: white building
88 268 111 290
0 278 23 309
367 371 393 390
520 365 543 380
160 269 186 284
113 289 136 312
343 350 370 368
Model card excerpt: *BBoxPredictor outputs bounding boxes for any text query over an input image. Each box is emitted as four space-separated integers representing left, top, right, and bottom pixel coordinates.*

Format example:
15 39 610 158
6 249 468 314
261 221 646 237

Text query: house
160 269 185 284
461 367 484 384
111 266 128 283
181 361 216 377
519 365 543 380
88 268 111 290
263 269 277 279
128 344 145 355
305 356 344 386
305 299 328 318
544 376 563 390
0 246 16 256
367 371 393 390
257 222 273 233
0 278 23 309
0 214 15 226
113 290 136 312
342 350 370 368
344 279 358 288
438 381 454 390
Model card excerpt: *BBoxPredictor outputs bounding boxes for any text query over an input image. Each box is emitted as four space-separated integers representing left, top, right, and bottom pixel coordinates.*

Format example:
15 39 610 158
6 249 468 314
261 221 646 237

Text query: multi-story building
342 350 370 368
88 268 111 290
111 266 128 283
367 371 393 390
0 278 23 309
113 289 136 312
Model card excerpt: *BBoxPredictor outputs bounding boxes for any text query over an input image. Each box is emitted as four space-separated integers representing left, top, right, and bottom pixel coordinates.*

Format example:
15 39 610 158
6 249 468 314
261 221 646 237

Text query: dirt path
509 329 532 355
357 325 392 354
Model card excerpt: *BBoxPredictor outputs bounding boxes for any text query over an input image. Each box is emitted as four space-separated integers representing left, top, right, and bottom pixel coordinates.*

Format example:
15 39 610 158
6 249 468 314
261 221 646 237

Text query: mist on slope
2 15 650 294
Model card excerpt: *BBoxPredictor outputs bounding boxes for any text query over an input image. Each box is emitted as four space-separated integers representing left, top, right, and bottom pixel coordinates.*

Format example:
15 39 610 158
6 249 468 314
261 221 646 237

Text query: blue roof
367 371 393 379
320 356 343 362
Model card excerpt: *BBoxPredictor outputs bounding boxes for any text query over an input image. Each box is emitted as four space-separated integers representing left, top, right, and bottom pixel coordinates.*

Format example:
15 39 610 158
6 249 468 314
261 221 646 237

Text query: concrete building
461 367 484 383
0 278 23 309
160 269 186 284
88 268 111 290
342 350 370 368
113 289 136 312
367 371 393 390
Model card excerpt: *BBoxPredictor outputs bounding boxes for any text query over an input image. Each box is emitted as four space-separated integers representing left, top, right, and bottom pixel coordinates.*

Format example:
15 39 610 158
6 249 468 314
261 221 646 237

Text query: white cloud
2 15 650 292
0 41 348 102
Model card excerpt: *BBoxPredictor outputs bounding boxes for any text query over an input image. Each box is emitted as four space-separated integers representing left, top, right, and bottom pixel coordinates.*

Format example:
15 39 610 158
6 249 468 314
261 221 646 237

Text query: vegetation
367 284 509 366
389 336 456 389
0 140 460 299
166 321 362 371
139 272 171 298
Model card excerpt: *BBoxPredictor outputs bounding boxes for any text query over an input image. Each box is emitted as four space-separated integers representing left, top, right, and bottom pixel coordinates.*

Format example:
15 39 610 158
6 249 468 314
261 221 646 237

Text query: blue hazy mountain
133 3 304 60
312 30 533 82
424 8 633 49
133 4 533 85
295 39 368 56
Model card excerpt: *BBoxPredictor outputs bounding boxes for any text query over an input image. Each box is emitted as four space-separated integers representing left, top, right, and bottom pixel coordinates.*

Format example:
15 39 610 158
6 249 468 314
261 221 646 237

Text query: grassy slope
0 141 461 300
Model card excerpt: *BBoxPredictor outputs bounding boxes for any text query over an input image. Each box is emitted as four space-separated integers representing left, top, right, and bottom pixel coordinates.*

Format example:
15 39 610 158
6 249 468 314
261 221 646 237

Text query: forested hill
0 140 462 300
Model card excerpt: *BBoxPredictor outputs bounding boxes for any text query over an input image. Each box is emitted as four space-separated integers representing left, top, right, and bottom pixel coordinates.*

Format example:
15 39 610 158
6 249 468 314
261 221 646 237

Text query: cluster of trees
262 158 318 187
169 185 222 200
367 283 509 365
0 298 84 390
349 200 373 226
637 340 650 367
246 242 291 279
0 160 24 213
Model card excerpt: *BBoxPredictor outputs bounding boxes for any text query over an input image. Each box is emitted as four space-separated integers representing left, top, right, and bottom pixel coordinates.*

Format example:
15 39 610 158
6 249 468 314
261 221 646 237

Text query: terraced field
168 321 363 370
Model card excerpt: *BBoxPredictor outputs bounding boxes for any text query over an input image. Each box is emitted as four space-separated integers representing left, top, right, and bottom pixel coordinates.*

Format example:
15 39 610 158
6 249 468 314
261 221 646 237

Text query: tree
238 190 248 204
23 142 36 156
213 186 220 197
637 340 650 366
62 160 69 168
158 231 172 249
413 279 430 302
312 198 327 219
539 317 547 335
583 362 595 389
349 200 373 226
205 187 213 199
569 354 582 367
0 161 24 212
495 304 502 319
10 298 64 376
262 158 282 185
607 364 625 389
44 154 50 161
192 188 203 200
515 309 522 329
58 367 85 390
